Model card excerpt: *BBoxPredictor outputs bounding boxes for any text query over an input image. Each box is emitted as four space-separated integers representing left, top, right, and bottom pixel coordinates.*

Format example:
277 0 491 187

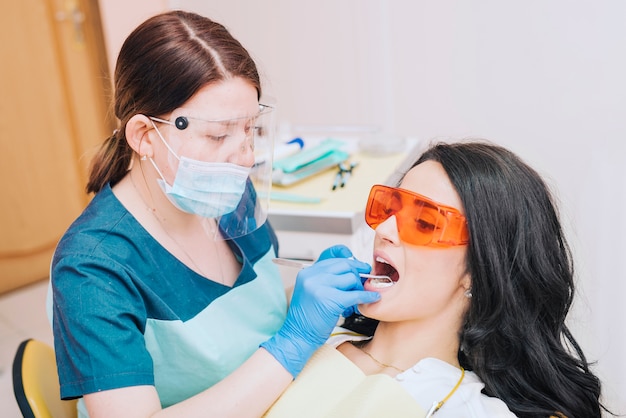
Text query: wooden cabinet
0 0 114 294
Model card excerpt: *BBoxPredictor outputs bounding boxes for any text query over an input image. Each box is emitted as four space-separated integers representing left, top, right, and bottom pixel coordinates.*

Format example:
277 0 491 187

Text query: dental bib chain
424 367 465 417
351 341 465 417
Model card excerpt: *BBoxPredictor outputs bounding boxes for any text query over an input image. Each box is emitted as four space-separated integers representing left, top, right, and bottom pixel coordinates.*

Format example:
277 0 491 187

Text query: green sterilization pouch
272 139 349 186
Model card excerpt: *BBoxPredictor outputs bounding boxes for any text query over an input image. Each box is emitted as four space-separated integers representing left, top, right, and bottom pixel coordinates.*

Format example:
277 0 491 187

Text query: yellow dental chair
12 338 77 418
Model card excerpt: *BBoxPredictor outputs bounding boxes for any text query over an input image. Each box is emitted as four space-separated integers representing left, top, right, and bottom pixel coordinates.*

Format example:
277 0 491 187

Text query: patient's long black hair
415 141 607 418
345 140 610 416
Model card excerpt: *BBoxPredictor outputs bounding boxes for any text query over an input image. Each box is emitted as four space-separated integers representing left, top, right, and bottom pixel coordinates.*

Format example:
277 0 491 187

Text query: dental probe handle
271 258 391 281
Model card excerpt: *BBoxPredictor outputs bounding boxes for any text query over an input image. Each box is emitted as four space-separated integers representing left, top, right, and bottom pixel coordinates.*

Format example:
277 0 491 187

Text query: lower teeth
370 278 394 288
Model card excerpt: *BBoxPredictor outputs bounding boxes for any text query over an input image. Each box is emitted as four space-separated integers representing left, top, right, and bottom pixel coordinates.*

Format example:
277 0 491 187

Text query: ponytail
86 129 132 194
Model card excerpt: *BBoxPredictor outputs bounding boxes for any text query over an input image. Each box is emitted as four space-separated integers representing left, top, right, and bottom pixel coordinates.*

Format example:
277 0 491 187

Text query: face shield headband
147 103 276 240
365 184 469 247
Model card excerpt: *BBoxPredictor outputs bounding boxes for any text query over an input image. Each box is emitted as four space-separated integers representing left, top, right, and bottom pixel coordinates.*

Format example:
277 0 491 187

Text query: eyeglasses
149 104 273 149
365 184 469 247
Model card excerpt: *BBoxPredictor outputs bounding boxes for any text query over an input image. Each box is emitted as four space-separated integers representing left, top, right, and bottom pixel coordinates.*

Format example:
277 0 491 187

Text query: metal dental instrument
272 258 394 287
331 161 359 191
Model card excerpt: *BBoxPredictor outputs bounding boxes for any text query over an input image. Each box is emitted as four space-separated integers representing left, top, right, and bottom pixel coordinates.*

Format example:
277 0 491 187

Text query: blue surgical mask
151 157 250 218
148 119 251 218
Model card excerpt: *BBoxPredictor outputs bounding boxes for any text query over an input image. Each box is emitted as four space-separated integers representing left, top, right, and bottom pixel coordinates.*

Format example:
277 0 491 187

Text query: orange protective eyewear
365 184 469 247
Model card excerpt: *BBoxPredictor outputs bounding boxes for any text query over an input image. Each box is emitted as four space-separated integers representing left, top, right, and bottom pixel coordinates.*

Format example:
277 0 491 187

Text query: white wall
108 1 626 413
99 0 168 77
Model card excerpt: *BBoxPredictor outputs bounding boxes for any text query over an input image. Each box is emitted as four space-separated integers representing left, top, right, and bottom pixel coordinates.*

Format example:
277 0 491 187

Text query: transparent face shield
150 103 276 240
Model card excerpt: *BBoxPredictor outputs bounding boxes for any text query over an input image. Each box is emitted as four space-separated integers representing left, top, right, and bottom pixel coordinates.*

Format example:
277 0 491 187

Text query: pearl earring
140 155 147 161
464 289 473 298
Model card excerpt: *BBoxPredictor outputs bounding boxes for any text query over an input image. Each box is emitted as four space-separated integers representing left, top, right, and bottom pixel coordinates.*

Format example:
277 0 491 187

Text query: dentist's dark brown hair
87 10 261 194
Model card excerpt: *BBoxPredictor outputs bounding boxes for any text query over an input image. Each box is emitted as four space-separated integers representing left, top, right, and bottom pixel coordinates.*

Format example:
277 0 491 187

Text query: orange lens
365 184 469 247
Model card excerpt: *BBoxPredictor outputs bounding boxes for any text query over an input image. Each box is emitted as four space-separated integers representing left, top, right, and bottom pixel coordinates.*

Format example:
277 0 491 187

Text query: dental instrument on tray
331 161 359 191
339 161 358 188
272 258 394 288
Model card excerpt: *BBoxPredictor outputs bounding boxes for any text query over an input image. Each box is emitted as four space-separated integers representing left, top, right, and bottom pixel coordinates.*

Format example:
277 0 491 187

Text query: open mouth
370 256 399 288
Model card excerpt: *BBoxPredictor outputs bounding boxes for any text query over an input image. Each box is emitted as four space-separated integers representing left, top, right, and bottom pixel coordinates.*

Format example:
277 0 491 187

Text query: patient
265 141 608 417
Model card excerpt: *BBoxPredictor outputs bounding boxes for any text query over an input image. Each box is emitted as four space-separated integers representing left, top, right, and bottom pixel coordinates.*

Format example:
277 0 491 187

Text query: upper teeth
376 256 389 264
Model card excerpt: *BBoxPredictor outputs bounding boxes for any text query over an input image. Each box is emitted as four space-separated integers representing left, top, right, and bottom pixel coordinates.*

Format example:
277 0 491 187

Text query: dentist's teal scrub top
49 183 287 413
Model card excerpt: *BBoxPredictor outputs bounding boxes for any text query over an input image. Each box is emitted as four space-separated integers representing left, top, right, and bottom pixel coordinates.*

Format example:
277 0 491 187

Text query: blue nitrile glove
261 248 380 377
318 245 366 318
317 244 354 261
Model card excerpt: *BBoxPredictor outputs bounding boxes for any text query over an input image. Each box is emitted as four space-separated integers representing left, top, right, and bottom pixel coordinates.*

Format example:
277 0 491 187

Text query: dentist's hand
318 245 368 319
261 246 380 377
317 244 354 261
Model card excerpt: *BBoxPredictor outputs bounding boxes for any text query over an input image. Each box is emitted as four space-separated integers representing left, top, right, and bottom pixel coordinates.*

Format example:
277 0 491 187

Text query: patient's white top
328 327 517 417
